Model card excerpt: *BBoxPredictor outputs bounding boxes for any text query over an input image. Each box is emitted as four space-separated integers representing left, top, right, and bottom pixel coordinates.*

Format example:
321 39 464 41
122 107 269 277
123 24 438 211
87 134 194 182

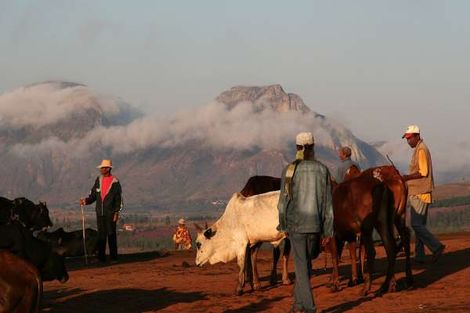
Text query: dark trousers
96 214 118 261
290 232 321 313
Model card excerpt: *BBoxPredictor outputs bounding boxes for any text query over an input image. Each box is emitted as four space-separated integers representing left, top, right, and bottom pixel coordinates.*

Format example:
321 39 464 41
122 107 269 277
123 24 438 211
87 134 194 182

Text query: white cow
195 191 289 295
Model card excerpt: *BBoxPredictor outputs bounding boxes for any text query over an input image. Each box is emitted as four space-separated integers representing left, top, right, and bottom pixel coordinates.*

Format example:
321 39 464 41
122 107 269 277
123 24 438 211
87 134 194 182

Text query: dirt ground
42 233 470 313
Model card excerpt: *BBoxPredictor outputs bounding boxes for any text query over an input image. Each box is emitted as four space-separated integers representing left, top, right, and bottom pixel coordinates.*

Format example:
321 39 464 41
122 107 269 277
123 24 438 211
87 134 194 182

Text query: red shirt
101 175 114 201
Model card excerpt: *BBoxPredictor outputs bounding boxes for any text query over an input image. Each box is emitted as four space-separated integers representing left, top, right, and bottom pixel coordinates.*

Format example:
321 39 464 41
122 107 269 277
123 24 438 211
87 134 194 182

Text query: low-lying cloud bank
4 82 364 161
2 82 466 183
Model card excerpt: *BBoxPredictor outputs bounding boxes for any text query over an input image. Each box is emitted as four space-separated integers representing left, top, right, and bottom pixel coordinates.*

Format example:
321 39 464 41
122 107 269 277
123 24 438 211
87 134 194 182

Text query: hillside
0 82 386 211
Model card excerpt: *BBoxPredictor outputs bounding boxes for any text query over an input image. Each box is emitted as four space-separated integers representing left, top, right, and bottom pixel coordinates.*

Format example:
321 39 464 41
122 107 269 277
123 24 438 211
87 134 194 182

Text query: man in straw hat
172 218 192 250
80 159 122 263
277 132 334 313
402 125 445 264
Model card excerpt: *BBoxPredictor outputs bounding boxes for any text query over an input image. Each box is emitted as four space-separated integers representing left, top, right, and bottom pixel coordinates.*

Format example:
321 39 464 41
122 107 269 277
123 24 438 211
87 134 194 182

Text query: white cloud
0 82 121 129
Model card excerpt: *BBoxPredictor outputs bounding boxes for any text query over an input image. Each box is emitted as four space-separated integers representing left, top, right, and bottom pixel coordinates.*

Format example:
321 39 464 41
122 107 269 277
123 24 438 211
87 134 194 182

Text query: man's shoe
432 245 446 263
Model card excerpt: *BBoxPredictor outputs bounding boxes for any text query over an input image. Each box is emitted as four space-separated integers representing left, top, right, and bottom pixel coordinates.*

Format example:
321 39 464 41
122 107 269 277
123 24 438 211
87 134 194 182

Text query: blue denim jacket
277 158 334 236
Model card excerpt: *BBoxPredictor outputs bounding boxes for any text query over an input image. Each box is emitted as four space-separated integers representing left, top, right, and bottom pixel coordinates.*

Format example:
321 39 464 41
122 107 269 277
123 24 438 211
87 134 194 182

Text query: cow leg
347 241 360 287
327 238 341 292
281 238 291 285
395 215 413 288
251 243 262 290
359 240 366 283
244 244 253 289
360 232 375 296
270 245 281 285
376 221 397 294
235 248 247 296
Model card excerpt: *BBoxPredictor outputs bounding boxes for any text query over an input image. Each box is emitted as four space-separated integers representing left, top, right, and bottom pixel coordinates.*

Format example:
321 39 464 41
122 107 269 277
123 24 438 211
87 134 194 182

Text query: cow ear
204 228 216 239
194 223 204 233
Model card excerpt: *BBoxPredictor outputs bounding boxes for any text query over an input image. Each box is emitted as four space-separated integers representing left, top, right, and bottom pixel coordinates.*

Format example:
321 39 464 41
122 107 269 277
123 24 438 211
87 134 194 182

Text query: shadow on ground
321 247 470 313
64 250 170 271
42 287 207 313
223 295 289 313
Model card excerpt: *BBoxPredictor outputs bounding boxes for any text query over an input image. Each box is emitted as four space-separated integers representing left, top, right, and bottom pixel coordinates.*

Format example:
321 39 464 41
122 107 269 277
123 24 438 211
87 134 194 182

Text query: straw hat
97 159 113 169
178 218 185 225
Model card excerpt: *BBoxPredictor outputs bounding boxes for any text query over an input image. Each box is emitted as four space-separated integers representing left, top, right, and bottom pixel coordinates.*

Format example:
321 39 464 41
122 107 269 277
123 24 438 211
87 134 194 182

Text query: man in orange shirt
80 160 122 263
402 125 445 264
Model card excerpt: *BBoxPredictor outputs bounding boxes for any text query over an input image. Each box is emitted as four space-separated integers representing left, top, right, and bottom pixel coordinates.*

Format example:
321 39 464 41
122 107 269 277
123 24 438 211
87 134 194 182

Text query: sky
0 0 468 150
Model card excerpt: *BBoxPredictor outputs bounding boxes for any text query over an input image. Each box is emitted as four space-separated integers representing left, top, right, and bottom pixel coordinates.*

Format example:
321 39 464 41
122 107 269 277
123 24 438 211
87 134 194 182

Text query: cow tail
33 275 43 313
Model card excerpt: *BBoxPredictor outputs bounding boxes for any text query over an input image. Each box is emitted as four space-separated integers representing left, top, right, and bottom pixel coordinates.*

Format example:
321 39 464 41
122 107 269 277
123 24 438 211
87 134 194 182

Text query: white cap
296 132 314 146
402 125 420 139
178 218 185 224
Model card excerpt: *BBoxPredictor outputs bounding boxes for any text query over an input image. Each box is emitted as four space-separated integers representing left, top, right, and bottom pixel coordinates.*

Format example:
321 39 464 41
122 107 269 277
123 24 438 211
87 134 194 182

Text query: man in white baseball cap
277 132 334 313
402 125 445 264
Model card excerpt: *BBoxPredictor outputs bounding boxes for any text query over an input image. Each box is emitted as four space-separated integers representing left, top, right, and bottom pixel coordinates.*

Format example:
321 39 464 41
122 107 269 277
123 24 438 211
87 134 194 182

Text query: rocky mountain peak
216 84 311 114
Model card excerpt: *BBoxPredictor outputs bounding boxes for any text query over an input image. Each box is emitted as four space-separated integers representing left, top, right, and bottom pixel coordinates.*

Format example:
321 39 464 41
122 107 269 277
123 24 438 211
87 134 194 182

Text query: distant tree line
428 207 470 232
430 196 470 208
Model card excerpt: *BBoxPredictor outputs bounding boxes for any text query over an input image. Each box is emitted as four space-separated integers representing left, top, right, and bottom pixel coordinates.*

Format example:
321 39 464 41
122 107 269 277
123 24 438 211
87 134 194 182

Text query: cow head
36 201 53 229
194 223 220 267
13 198 53 230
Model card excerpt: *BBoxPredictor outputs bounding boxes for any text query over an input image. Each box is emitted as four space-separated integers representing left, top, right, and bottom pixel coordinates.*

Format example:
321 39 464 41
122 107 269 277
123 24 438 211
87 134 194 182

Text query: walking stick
80 204 88 265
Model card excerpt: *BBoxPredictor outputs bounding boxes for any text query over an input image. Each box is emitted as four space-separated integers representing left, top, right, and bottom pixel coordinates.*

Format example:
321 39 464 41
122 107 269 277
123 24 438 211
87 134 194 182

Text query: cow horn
194 223 204 233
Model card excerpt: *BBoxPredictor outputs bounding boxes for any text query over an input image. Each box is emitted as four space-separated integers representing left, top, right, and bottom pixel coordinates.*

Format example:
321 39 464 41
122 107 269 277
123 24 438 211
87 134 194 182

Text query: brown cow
329 165 412 291
0 250 42 313
363 165 412 287
331 168 398 296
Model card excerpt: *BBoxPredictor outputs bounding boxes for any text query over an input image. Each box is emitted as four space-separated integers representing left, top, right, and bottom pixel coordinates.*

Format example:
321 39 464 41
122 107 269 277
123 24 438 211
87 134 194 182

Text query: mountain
0 82 387 212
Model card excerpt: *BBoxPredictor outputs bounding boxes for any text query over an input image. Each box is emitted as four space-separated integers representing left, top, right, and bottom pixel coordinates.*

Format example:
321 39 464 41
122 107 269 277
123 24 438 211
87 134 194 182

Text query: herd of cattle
1 164 413 312
0 196 98 313
194 165 413 297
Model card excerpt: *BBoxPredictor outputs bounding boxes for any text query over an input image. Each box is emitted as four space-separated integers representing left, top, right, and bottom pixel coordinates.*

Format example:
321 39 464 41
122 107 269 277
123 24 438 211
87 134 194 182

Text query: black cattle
0 196 53 231
0 222 68 283
38 227 98 257
0 250 42 313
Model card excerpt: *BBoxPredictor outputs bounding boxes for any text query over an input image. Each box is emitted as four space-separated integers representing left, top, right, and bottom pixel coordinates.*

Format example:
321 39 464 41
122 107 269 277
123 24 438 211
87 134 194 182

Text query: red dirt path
43 233 470 313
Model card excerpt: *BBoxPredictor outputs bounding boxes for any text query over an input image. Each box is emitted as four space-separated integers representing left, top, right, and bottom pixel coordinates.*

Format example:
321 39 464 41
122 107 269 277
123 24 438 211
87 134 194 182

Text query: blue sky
0 0 468 147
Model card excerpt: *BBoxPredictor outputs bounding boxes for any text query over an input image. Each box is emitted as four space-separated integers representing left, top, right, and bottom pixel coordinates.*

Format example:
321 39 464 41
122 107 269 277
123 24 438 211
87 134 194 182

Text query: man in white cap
402 125 445 264
80 160 122 263
277 132 334 313
172 218 192 250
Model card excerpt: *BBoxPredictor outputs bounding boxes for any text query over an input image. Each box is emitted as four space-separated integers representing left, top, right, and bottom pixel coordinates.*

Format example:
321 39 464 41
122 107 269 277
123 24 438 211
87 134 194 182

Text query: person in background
334 146 362 259
335 146 361 183
173 218 192 250
277 132 334 313
402 125 445 264
80 159 122 263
